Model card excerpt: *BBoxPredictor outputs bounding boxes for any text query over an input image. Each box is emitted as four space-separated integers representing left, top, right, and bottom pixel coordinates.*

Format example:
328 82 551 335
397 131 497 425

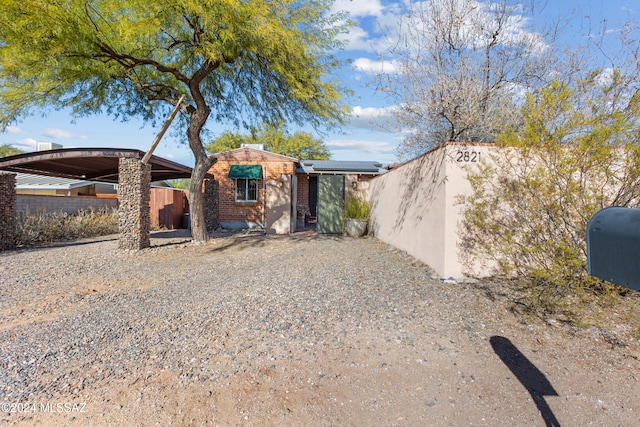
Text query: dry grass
15 208 118 246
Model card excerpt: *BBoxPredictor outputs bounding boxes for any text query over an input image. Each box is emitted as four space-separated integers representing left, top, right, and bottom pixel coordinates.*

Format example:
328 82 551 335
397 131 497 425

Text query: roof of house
14 172 173 190
15 173 93 190
214 147 298 163
213 147 387 175
296 160 387 175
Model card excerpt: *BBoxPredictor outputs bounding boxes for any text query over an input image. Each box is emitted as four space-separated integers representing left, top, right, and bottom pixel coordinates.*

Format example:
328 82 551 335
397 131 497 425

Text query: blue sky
0 0 637 167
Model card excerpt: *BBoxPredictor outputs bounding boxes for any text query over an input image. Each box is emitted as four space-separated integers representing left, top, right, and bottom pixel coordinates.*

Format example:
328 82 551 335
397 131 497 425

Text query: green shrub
343 194 371 219
15 208 118 246
459 73 640 305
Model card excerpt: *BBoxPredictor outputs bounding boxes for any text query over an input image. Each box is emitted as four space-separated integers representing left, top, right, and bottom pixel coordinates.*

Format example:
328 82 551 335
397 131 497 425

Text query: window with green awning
228 164 263 179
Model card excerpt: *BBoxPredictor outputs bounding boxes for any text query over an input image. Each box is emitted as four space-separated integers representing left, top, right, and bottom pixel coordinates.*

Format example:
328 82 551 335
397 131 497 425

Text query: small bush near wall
15 208 119 246
459 77 640 317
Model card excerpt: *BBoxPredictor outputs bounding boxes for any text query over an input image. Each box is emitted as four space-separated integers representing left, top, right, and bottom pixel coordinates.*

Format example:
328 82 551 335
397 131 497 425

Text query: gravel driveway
1 230 639 426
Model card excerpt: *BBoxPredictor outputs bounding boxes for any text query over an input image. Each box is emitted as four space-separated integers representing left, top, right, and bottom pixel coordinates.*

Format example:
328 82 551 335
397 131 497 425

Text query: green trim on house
228 164 263 179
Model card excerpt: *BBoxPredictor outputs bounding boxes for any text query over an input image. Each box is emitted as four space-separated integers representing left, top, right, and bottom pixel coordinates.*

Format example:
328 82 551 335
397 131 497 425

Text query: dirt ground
1 232 639 426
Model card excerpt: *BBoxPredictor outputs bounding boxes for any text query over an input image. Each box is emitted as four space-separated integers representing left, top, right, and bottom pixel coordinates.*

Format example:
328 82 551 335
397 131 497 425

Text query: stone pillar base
204 178 219 232
0 173 16 251
118 158 151 250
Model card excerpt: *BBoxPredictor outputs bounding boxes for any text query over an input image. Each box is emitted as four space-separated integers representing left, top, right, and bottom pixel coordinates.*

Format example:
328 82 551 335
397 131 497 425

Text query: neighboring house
14 172 188 230
209 147 387 234
15 172 118 197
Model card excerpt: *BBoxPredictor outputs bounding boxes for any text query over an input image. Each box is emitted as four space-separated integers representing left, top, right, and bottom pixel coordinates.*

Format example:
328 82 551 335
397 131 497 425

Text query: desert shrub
15 208 118 246
343 194 371 219
459 72 640 308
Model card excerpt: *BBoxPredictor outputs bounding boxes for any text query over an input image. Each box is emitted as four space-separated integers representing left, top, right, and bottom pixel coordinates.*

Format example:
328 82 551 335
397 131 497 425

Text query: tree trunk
186 101 214 243
188 156 214 243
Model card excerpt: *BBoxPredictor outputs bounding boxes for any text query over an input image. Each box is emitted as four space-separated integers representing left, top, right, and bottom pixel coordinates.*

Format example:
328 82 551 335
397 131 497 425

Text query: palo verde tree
459 69 640 305
0 143 22 158
206 122 331 160
0 0 349 242
377 0 554 159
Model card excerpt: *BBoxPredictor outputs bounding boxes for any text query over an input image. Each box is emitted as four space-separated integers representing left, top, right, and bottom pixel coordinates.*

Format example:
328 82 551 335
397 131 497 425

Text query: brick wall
296 174 310 213
345 174 375 199
210 151 297 226
118 158 151 250
0 173 16 250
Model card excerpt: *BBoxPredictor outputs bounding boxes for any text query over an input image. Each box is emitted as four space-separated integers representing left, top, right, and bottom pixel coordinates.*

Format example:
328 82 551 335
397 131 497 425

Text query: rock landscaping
0 231 639 426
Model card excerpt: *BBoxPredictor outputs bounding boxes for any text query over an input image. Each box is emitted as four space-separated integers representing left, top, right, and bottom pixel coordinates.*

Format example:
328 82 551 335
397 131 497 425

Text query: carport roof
0 148 198 183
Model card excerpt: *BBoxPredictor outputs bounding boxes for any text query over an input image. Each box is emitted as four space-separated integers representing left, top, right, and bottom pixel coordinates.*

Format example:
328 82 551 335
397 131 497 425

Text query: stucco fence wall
369 143 493 279
16 194 118 215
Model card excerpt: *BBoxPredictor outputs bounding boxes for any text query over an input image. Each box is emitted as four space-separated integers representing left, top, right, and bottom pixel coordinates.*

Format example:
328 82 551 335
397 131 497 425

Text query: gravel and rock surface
0 230 639 426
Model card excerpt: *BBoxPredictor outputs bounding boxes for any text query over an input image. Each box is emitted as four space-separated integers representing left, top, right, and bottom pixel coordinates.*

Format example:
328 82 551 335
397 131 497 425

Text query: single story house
209 146 387 234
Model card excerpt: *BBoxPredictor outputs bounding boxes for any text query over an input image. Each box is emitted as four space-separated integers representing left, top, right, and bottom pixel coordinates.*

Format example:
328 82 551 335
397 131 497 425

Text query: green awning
227 164 263 179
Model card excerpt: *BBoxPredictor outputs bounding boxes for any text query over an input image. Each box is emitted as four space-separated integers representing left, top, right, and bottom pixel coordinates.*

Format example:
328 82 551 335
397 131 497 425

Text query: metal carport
0 148 202 250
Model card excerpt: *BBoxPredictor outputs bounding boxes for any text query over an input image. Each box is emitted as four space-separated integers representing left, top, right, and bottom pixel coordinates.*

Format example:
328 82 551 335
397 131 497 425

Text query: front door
309 176 318 217
317 175 344 234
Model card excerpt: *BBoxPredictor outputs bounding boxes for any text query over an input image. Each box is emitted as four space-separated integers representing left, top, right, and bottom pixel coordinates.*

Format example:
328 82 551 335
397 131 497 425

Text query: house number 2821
456 151 481 162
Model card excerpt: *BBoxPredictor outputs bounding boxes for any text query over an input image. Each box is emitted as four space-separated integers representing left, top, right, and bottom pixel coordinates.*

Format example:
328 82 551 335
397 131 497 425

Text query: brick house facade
209 147 388 232
209 147 298 229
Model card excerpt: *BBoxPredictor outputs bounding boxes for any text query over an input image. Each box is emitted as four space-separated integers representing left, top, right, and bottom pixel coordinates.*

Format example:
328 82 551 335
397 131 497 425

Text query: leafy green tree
0 0 349 242
264 127 331 160
0 144 22 158
206 123 331 160
459 71 640 307
205 132 248 155
167 179 191 190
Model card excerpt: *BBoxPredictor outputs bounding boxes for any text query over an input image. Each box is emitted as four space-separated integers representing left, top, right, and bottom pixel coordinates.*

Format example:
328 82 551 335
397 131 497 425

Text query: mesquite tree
0 0 349 242
377 0 553 159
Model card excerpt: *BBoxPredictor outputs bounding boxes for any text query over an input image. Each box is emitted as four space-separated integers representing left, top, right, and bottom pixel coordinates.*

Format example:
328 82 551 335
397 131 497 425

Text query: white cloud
330 0 385 18
594 67 614 86
331 0 404 52
13 138 38 151
43 128 78 139
5 126 22 134
326 138 396 154
338 26 373 51
353 57 399 74
349 105 401 131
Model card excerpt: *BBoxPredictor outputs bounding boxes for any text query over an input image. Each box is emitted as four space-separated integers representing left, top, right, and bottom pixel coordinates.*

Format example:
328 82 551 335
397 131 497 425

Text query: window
235 178 258 202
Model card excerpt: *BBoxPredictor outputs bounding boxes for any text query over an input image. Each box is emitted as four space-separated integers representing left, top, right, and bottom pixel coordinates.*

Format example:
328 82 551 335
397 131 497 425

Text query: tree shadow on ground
11 236 119 251
490 336 561 427
206 230 345 254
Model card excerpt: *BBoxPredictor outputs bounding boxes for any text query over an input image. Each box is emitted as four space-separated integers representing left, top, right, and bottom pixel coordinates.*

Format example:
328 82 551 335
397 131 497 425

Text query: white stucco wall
369 143 493 279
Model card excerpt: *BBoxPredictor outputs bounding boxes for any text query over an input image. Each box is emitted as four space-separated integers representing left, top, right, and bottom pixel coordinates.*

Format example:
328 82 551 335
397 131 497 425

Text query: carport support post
118 158 151 250
0 173 16 251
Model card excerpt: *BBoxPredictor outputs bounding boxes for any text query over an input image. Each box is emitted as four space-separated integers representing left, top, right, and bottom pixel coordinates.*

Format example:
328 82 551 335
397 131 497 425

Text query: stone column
118 158 151 250
0 173 16 251
203 178 219 232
